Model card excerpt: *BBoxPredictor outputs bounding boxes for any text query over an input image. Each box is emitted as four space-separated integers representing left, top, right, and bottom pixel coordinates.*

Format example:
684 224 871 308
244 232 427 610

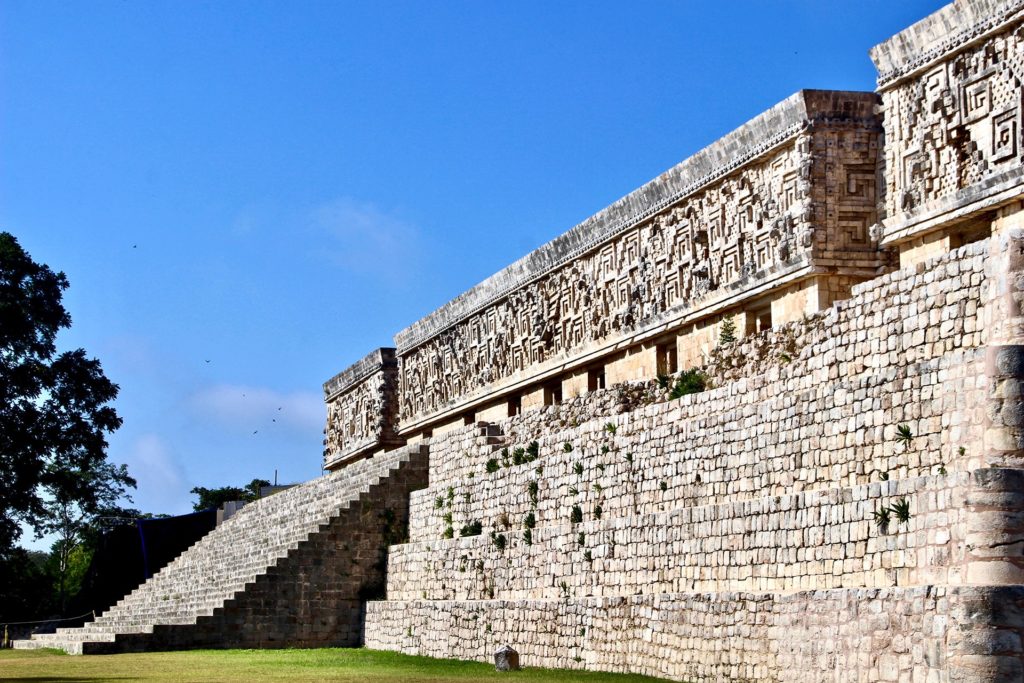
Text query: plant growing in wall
443 526 454 539
894 424 913 450
719 315 737 345
872 506 891 533
527 441 540 460
523 529 533 546
890 498 911 525
528 481 539 507
490 532 507 551
669 369 707 399
486 458 500 474
573 462 584 476
570 504 583 524
577 532 586 547
660 481 668 492
460 520 483 537
584 550 593 563
593 504 603 520
523 512 537 530
434 496 444 509
604 422 617 435
564 442 573 453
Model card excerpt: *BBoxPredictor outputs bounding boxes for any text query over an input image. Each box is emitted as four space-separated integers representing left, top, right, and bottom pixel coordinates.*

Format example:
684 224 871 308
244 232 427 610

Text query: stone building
17 1 1024 680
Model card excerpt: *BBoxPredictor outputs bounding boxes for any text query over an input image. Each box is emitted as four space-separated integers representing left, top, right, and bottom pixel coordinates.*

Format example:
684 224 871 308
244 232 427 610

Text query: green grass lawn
0 647 668 683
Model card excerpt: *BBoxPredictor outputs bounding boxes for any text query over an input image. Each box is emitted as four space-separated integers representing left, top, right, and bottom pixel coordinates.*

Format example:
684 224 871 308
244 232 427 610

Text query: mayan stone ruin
15 0 1024 680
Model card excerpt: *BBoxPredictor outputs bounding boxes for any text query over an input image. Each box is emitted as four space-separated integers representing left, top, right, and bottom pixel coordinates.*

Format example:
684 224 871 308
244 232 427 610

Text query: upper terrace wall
871 0 1024 252
394 90 886 434
322 348 400 468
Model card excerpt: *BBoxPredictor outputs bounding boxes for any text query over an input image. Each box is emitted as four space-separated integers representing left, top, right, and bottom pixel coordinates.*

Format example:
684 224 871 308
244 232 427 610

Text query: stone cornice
871 0 1024 89
323 347 396 400
394 90 879 355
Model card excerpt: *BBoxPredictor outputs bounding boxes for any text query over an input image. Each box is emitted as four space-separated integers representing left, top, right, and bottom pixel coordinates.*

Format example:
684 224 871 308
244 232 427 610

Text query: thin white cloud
311 197 423 280
119 433 190 515
189 384 323 433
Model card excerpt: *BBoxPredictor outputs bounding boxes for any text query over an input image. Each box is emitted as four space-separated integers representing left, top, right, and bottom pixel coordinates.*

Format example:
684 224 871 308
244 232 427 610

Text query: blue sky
1 0 942 544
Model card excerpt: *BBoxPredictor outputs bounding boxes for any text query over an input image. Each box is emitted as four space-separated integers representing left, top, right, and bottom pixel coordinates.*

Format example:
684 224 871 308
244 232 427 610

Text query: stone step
12 444 427 654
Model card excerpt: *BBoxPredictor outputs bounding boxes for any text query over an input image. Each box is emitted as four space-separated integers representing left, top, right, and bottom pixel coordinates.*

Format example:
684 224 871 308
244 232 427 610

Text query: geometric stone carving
391 91 887 431
871 0 1024 240
323 348 401 469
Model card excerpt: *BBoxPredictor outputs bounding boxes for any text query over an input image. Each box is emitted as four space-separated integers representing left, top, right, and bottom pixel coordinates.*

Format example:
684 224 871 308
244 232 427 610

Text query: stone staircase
14 444 428 654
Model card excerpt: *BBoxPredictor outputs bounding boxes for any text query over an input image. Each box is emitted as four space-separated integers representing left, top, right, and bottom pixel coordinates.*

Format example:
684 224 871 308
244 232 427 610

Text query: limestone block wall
323 348 401 469
393 90 889 435
365 236 1024 681
406 240 989 547
392 472 967 601
366 586 1024 683
871 0 1024 254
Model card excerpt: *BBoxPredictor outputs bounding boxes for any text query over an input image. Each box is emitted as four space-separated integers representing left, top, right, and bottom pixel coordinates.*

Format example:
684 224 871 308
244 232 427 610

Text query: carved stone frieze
323 348 400 468
394 93 885 430
873 0 1024 238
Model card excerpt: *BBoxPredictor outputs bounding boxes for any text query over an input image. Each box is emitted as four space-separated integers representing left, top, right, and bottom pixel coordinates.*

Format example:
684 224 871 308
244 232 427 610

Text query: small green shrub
719 315 737 344
583 550 593 563
872 506 890 531
895 424 913 449
523 512 536 530
527 441 540 460
569 485 578 496
577 532 585 547
443 526 454 539
523 529 533 545
485 458 500 473
573 462 584 476
434 496 444 509
442 511 453 525
527 481 539 506
604 422 617 435
570 505 583 524
563 442 573 453
659 481 668 492
460 520 483 537
593 504 603 520
669 369 707 399
891 498 911 524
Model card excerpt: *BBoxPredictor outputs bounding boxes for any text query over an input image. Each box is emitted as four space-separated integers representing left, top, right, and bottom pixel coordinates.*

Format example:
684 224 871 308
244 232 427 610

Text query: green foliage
190 478 271 512
577 532 585 547
523 529 533 546
527 481 539 507
442 511 453 525
527 441 540 460
563 442 573 453
669 369 707 399
459 520 483 537
659 481 668 492
570 505 583 524
719 314 737 344
593 504 603 520
573 462 584 476
434 496 444 509
894 424 913 448
523 512 536 530
490 532 507 551
442 526 454 539
604 422 617 435
656 373 670 389
485 458 500 474
0 232 133 556
890 498 912 524
583 550 593 563
872 506 891 531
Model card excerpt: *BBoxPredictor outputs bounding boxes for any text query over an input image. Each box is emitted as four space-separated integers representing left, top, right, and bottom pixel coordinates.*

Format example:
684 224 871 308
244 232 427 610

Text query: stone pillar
982 228 1024 468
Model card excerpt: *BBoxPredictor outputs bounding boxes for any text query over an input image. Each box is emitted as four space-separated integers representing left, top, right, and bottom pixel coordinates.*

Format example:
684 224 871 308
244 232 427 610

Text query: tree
0 231 134 563
190 478 271 511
